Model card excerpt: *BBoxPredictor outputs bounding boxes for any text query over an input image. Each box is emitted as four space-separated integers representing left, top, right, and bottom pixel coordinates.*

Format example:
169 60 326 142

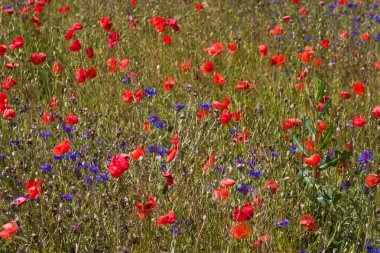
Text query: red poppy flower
9 36 24 50
227 42 237 54
170 133 179 146
338 0 346 4
312 59 321 67
214 188 229 200
2 77 16 91
340 30 349 40
294 83 305 91
107 154 129 178
0 92 8 104
232 203 253 222
250 234 270 248
122 90 134 103
195 2 204 12
320 39 330 48
283 15 291 23
136 196 155 219
3 108 15 119
203 154 215 171
85 67 97 79
99 17 112 31
165 18 179 32
11 196 27 206
53 60 63 74
179 59 191 72
220 178 235 187
106 57 117 74
303 139 315 152
269 24 284 35
57 5 70 13
339 91 351 99
258 44 268 57
372 61 380 71
143 119 152 133
270 54 286 66
200 60 215 74
235 80 255 90
166 147 178 162
365 174 380 187
163 77 176 91
0 222 18 240
350 82 365 95
298 51 314 63
129 145 145 160
264 180 278 193
119 58 129 72
41 112 54 123
213 73 225 85
69 39 81 53
304 154 321 167
108 32 120 48
230 111 243 121
220 109 231 125
232 130 248 144
157 211 175 225
49 97 59 109
231 224 252 239
86 47 94 59
280 118 303 131
133 89 145 102
212 96 230 109
130 0 137 6
298 6 309 15
0 45 7 56
24 179 43 199
300 214 317 231
204 42 223 56
162 34 171 45
196 108 210 119
64 113 78 125
28 52 46 65
360 33 370 41
75 68 87 83
352 115 366 127
317 121 327 131
371 106 380 118
52 140 70 156
162 171 174 185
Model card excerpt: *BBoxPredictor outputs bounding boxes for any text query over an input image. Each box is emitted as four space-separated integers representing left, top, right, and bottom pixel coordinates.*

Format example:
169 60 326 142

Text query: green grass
0 0 379 252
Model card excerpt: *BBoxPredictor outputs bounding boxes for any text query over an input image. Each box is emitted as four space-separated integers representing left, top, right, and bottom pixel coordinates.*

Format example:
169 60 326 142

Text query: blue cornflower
228 128 238 136
249 170 262 179
122 75 131 84
144 88 157 95
351 30 359 36
41 131 52 138
375 33 380 42
83 175 94 184
328 2 338 11
237 184 249 194
90 166 99 174
352 17 361 22
11 139 21 148
148 114 160 123
173 103 185 111
358 150 373 166
66 151 79 161
54 155 64 160
215 166 225 174
288 145 296 153
96 173 109 181
60 193 73 201
62 124 74 133
248 159 258 167
154 120 166 128
40 163 54 172
200 102 212 110
270 151 278 157
326 150 335 158
148 145 157 153
157 146 167 155
170 227 181 235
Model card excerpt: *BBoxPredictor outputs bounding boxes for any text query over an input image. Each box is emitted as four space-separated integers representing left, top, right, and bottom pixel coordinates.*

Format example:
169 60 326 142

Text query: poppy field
1 0 380 252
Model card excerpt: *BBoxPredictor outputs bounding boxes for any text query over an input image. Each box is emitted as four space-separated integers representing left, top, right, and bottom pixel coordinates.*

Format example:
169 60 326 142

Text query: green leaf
317 150 352 170
302 116 316 141
319 99 332 118
291 134 310 157
315 79 325 104
315 125 333 151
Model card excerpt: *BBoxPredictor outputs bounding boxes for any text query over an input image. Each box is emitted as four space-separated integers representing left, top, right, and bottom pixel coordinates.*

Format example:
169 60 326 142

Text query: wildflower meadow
0 0 379 252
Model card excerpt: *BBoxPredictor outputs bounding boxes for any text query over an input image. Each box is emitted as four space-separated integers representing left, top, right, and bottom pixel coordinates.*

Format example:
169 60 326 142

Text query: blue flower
144 88 157 96
54 155 64 160
62 124 74 133
358 150 372 166
66 151 79 161
41 131 52 138
237 184 255 194
83 175 94 184
157 146 167 155
154 120 166 128
173 103 185 111
249 170 262 179
96 173 109 181
215 166 225 174
40 163 54 172
375 33 380 42
200 103 212 110
90 166 99 174
148 145 157 153
60 193 73 201
288 145 296 153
